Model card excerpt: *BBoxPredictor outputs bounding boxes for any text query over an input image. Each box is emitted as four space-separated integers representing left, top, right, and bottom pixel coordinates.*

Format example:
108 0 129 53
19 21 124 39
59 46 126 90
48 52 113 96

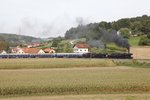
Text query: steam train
0 53 133 59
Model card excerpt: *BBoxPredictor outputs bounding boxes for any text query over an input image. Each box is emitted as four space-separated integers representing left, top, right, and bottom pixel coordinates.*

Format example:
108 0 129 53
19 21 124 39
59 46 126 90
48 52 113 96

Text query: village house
27 43 43 48
0 50 7 54
17 48 45 54
44 48 55 53
11 46 22 53
73 43 90 53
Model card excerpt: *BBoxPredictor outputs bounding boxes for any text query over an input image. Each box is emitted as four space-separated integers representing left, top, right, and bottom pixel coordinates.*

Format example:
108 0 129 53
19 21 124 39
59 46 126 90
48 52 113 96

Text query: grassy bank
0 58 115 69
128 36 141 46
114 60 150 68
0 58 150 69
0 68 150 96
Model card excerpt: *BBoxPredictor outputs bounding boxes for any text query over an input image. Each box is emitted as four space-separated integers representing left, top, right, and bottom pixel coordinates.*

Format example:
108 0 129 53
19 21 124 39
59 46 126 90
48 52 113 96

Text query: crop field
130 46 150 59
0 58 150 99
0 67 150 97
0 58 116 69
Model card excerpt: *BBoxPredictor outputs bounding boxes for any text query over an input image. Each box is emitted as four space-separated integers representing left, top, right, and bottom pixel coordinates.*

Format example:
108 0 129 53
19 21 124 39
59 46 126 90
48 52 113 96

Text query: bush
119 28 131 39
90 47 103 53
138 35 150 46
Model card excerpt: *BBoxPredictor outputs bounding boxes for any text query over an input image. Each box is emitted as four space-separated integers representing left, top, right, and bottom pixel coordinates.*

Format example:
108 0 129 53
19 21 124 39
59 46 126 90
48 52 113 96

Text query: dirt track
2 94 150 100
130 46 150 59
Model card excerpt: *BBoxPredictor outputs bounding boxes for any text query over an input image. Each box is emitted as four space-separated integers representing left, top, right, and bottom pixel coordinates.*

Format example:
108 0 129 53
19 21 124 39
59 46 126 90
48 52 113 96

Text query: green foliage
0 36 5 41
115 60 150 68
131 21 143 35
128 36 141 46
0 33 43 46
65 15 150 47
140 19 150 34
0 42 9 51
73 38 87 44
138 35 150 46
51 37 73 53
106 43 127 53
57 40 73 53
51 37 64 47
90 47 103 53
98 21 112 29
114 18 131 30
38 43 52 50
90 43 127 53
0 37 9 51
119 28 131 39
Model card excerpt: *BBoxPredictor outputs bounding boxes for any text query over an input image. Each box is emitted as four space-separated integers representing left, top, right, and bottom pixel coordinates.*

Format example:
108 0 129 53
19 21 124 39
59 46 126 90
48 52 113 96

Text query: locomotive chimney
127 47 130 53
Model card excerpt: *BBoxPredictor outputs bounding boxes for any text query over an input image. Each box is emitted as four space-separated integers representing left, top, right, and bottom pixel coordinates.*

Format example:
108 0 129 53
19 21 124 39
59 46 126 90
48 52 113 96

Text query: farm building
0 50 7 54
44 48 55 53
73 43 90 53
11 46 22 53
17 48 45 54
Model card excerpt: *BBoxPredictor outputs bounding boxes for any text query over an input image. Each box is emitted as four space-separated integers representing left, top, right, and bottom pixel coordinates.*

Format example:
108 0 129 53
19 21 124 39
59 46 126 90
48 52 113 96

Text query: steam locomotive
0 53 133 59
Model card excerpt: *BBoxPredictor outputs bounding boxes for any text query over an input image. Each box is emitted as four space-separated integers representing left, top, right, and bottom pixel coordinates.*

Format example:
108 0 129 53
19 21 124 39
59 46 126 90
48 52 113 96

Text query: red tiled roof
22 48 40 54
44 48 55 53
74 43 90 48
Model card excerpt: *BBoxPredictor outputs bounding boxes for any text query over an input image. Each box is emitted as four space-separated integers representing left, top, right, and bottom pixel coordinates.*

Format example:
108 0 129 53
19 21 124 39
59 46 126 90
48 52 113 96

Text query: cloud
18 16 90 38
0 0 150 38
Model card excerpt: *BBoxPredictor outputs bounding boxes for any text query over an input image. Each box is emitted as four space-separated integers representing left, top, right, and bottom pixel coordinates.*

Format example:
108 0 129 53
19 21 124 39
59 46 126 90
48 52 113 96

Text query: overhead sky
0 0 150 38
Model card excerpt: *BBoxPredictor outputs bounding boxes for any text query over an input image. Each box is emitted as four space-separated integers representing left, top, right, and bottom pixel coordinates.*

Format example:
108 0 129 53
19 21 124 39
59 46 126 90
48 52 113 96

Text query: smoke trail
65 23 130 49
100 28 130 49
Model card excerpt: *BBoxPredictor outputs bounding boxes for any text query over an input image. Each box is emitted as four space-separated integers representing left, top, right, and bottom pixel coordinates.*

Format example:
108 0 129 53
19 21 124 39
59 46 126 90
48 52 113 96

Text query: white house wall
74 48 88 53
38 50 45 54
17 49 25 54
1 51 7 54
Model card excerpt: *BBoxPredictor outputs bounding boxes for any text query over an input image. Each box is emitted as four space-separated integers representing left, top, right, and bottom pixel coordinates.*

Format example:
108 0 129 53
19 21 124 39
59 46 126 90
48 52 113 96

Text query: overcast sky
0 0 150 38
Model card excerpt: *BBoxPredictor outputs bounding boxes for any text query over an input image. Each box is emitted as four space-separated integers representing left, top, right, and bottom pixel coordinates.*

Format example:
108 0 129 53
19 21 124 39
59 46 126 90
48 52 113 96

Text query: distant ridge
0 33 44 44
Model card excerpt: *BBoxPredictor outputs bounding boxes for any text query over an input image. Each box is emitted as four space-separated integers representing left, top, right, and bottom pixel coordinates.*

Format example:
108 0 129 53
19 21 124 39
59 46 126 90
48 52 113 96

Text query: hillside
0 33 43 45
65 15 150 47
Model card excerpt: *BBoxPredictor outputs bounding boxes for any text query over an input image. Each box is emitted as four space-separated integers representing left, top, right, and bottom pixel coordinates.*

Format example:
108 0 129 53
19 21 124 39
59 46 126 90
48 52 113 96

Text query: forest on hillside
65 15 150 46
0 33 43 51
